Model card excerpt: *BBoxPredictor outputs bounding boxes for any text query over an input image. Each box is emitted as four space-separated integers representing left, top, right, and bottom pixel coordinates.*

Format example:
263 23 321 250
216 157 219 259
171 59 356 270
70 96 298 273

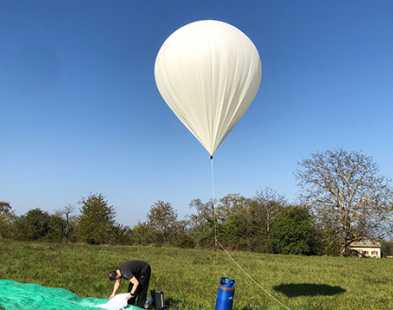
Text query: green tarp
0 280 142 310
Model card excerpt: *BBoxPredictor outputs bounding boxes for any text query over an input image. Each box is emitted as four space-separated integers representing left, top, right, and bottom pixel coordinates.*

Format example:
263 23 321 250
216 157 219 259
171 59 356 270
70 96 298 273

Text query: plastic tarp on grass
0 280 143 310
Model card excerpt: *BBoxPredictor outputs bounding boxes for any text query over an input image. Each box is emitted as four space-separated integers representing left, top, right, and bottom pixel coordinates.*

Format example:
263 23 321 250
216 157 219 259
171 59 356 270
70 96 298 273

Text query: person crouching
108 260 151 308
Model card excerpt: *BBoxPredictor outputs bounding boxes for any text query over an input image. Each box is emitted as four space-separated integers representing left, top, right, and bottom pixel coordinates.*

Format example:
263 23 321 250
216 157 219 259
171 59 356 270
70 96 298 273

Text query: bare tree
255 188 286 235
62 204 74 241
54 204 76 241
297 149 393 255
189 199 214 227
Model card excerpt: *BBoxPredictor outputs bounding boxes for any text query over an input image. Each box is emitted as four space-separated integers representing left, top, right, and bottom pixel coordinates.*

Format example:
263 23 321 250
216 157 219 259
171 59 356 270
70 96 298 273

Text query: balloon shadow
273 283 346 297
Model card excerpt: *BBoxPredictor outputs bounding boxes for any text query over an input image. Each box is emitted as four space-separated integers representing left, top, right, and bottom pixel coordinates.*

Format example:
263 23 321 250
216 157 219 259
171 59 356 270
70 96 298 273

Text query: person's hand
109 293 115 299
127 293 135 300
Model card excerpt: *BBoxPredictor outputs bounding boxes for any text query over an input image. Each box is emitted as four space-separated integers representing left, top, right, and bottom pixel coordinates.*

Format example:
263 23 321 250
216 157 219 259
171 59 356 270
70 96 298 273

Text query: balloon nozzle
210 155 213 160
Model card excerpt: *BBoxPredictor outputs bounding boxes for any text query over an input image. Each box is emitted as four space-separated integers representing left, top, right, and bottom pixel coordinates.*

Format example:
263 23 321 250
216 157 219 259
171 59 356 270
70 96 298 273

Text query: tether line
217 241 291 310
210 156 218 250
208 156 290 310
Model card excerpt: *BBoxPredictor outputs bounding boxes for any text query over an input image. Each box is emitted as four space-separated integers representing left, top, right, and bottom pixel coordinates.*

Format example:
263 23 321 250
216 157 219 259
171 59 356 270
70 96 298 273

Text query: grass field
0 240 392 309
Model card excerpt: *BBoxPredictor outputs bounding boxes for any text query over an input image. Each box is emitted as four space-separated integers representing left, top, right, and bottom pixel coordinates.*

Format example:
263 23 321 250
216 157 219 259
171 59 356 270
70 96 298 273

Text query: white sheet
97 293 130 310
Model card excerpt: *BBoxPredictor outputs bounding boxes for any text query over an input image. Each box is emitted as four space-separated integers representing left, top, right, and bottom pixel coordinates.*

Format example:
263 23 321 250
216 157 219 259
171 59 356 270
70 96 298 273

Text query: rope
209 156 290 310
209 156 222 306
217 241 291 310
210 156 218 250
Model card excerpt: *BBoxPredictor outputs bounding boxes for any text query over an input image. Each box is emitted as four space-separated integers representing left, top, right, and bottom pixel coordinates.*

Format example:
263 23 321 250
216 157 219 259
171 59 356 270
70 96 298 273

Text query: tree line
1 149 393 256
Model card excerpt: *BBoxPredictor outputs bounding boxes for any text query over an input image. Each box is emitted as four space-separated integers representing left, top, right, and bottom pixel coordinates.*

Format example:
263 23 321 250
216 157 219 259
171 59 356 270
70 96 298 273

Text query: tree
111 224 133 245
146 201 178 244
297 149 393 255
218 194 250 218
271 205 321 255
252 189 286 252
189 199 216 248
171 219 195 248
77 194 116 244
52 205 78 242
220 204 254 250
53 205 79 242
218 194 259 251
15 208 51 240
187 194 284 252
130 222 159 245
0 201 15 239
381 240 393 257
188 194 285 252
61 204 75 241
47 214 66 242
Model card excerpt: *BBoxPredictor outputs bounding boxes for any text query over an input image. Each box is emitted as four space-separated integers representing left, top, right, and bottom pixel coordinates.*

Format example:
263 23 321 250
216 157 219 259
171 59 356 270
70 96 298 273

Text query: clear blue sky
1 1 393 225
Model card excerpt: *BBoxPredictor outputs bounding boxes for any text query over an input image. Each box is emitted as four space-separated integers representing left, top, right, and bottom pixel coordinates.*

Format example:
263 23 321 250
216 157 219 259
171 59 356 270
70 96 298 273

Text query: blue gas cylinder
215 277 236 310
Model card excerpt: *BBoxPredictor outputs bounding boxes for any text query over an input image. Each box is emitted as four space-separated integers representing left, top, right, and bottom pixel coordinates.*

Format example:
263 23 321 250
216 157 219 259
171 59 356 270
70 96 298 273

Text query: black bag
151 290 166 310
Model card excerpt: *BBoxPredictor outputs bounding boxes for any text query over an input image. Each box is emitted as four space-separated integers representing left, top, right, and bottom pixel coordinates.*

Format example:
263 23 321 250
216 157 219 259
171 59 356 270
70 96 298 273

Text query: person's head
108 270 121 281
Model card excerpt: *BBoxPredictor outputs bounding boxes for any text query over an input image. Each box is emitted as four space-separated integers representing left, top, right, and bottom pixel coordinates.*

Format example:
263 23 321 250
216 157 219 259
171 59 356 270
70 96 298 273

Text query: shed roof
350 240 381 248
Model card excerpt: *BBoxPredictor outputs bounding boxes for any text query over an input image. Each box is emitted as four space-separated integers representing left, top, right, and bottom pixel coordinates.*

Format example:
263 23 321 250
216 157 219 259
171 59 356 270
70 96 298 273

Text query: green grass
0 240 392 309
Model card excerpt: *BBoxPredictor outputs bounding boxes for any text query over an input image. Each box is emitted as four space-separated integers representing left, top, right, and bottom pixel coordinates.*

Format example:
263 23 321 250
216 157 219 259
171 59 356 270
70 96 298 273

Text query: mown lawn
0 240 392 309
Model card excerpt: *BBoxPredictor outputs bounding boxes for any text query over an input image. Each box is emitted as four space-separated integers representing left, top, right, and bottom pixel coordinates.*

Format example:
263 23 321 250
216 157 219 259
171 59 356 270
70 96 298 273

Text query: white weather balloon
154 20 262 156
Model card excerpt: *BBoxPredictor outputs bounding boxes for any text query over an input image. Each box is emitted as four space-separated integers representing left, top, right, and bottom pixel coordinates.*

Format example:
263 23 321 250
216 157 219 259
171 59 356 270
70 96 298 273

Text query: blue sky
1 1 393 225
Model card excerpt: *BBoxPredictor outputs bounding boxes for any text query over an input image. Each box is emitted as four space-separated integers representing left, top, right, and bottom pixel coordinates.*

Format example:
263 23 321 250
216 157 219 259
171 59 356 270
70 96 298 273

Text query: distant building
350 240 381 258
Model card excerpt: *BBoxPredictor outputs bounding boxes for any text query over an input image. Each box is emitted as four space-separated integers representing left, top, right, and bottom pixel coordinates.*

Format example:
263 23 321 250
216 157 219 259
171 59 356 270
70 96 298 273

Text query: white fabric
155 20 262 156
97 293 129 310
